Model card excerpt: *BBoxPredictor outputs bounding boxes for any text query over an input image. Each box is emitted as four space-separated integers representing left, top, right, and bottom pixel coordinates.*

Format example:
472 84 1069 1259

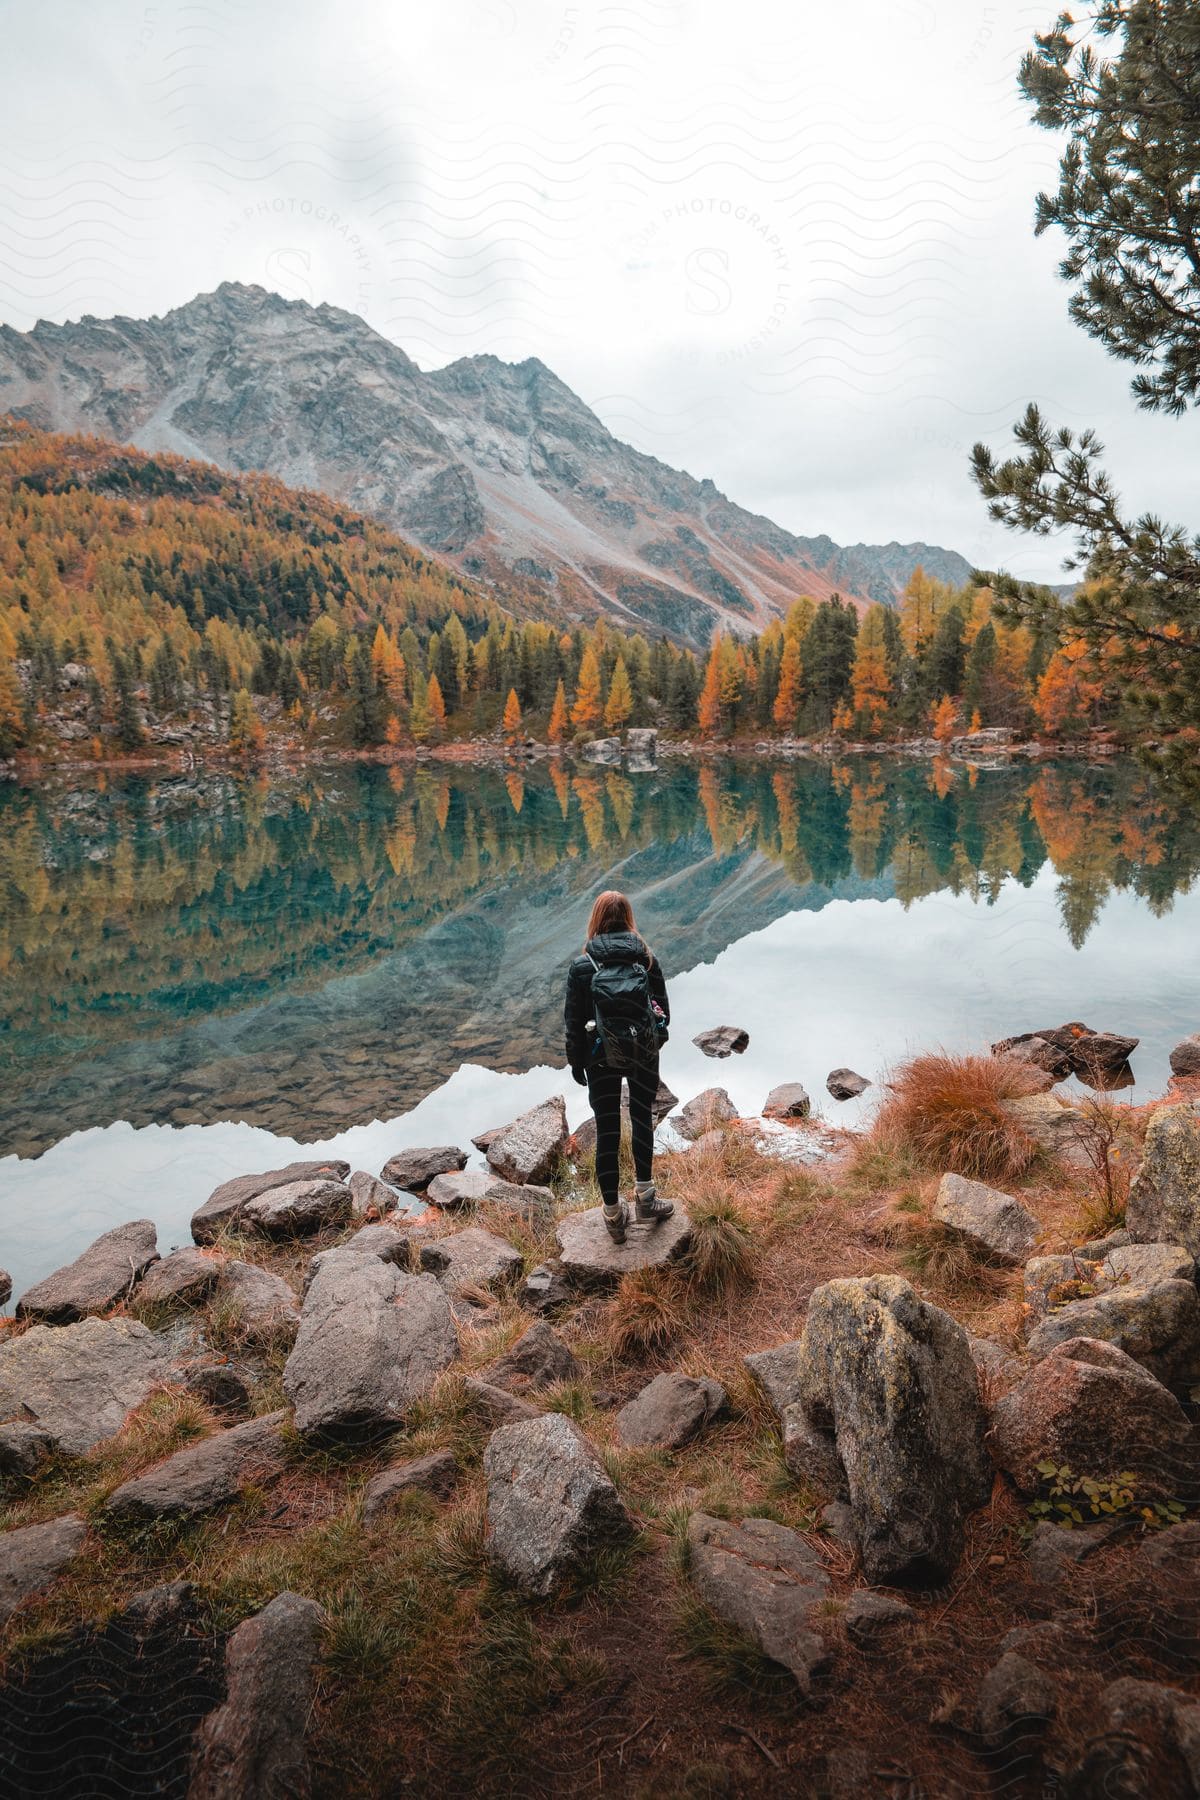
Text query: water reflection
1 755 1196 1159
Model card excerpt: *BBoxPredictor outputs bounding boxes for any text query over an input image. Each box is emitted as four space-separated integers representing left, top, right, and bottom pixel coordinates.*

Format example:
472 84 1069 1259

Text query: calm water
2 754 1199 1302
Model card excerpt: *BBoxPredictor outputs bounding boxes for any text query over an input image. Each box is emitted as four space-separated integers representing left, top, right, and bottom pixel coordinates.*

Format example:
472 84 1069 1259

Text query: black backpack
587 949 660 1071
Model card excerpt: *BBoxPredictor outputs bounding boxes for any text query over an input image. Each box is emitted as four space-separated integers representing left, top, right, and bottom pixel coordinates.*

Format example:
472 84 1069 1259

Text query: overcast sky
3 0 1198 578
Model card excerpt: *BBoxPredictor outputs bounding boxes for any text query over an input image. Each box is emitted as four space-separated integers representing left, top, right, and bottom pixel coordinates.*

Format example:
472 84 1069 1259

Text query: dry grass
869 1052 1045 1184
602 1269 684 1359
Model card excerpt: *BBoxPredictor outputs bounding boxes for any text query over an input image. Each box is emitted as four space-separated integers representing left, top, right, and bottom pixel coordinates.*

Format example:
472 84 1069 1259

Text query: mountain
0 283 974 649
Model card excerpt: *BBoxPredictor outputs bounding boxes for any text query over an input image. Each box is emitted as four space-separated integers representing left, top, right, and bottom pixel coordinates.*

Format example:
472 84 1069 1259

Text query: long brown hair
585 890 653 961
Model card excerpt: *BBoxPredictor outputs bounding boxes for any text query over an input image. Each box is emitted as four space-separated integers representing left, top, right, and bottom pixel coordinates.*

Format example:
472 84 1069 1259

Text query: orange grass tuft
871 1051 1045 1184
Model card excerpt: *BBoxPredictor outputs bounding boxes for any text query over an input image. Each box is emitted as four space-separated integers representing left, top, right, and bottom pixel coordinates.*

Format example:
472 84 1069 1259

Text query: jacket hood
585 930 648 965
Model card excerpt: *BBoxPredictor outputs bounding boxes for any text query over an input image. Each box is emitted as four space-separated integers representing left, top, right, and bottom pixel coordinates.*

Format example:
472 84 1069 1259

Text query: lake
2 752 1198 1303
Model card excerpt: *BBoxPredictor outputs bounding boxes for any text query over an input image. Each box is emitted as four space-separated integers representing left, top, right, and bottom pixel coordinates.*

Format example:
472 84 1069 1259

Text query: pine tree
0 657 24 755
698 645 723 737
348 643 386 747
503 686 522 742
111 652 143 751
571 646 602 732
604 656 633 731
547 678 568 743
963 620 998 724
408 672 432 743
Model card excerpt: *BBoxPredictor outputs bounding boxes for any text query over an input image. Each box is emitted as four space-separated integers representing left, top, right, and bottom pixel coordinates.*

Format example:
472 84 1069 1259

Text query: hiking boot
602 1200 629 1245
634 1181 674 1223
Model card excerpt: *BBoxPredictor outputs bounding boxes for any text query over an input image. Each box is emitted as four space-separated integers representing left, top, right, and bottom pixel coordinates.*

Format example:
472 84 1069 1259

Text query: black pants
587 1057 658 1208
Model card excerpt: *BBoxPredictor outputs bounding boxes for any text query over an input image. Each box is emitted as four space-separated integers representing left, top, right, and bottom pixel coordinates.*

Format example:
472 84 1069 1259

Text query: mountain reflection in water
1 754 1198 1161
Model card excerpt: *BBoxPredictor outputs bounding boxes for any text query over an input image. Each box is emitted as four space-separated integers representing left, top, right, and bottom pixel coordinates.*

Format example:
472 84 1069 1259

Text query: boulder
464 1378 542 1426
992 1032 1073 1080
426 1169 554 1219
826 1068 869 1102
1026 1518 1123 1586
555 1204 693 1290
362 1449 459 1524
520 1259 574 1315
932 1172 1038 1266
283 1258 457 1439
843 1590 916 1650
581 736 621 765
1024 1270 1200 1389
214 1261 301 1346
348 1170 406 1217
105 1412 290 1521
686 1512 831 1696
426 1169 493 1208
0 1271 10 1306
304 1224 410 1289
1024 1241 1195 1322
743 1341 803 1423
625 727 658 769
0 1514 87 1624
484 1096 569 1186
781 1404 847 1496
17 1220 160 1323
1128 1102 1200 1259
1000 1023 1139 1085
1001 1091 1087 1162
136 1247 223 1308
615 1372 726 1448
1170 1036 1200 1079
674 1088 737 1141
795 1274 992 1584
189 1592 326 1800
977 1651 1055 1752
192 1159 350 1243
990 1336 1199 1500
239 1177 352 1237
419 1227 522 1299
379 1145 468 1192
763 1083 812 1120
692 1026 749 1058
483 1413 630 1596
0 1422 55 1482
0 1317 169 1455
487 1322 581 1393
1066 1677 1200 1796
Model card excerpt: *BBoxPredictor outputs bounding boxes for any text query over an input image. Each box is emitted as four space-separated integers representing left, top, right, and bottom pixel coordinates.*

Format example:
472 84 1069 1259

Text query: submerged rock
192 1159 350 1244
1127 1101 1200 1259
484 1413 630 1596
795 1274 991 1584
17 1220 160 1323
686 1512 831 1695
189 1592 326 1800
932 1172 1038 1266
0 1317 169 1455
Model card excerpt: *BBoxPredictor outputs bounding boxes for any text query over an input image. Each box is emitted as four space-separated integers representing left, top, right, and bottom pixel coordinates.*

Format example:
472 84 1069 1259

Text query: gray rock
966 1335 1014 1381
555 1204 693 1290
426 1169 494 1208
781 1404 848 1496
843 1590 917 1649
379 1145 468 1192
743 1341 803 1422
977 1652 1055 1751
1001 1092 1089 1164
686 1128 727 1158
795 1274 992 1584
1024 1241 1195 1322
692 1026 749 1058
347 1170 406 1217
484 1096 569 1186
616 1372 726 1448
1082 1227 1133 1257
17 1220 160 1323
625 727 658 769
106 1412 290 1521
179 1363 255 1417
1170 1036 1200 1079
581 736 621 765
192 1159 350 1243
674 1088 738 1140
419 1227 522 1299
1072 1678 1200 1794
189 1591 326 1800
362 1449 459 1524
0 1422 55 1482
0 1317 169 1455
304 1224 410 1290
520 1259 573 1315
991 1336 1199 1500
240 1178 352 1237
484 1413 630 1596
1024 1270 1200 1389
488 1322 581 1393
762 1083 811 1120
136 1247 223 1308
0 1513 87 1624
992 1032 1073 1079
686 1512 831 1695
464 1378 543 1426
1026 1518 1124 1586
284 1257 457 1439
0 1271 10 1306
932 1172 1038 1266
826 1068 869 1101
426 1169 554 1219
1128 1101 1200 1259
214 1261 300 1346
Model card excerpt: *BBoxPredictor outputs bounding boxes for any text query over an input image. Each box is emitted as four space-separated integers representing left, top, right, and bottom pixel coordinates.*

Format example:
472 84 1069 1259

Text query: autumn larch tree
547 678 568 743
772 635 804 732
571 646 603 733
851 605 894 738
503 686 522 743
229 688 265 757
604 656 633 731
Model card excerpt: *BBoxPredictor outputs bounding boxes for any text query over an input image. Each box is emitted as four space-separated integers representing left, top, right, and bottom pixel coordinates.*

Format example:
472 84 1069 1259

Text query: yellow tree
426 671 447 741
772 635 803 731
604 656 633 731
408 672 432 743
547 678 568 743
698 645 723 737
228 688 265 757
571 646 602 732
850 604 893 738
931 694 958 744
503 686 522 742
900 566 955 658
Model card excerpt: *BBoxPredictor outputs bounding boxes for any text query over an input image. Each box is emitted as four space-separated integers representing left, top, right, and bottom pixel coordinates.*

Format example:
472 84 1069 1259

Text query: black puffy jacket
564 930 669 1073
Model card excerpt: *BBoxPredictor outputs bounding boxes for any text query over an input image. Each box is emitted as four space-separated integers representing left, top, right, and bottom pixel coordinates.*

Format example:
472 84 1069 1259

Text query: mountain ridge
0 283 975 647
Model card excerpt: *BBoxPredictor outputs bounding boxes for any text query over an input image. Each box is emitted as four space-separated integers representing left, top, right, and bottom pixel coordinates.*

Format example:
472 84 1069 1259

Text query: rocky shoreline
3 1046 1200 1794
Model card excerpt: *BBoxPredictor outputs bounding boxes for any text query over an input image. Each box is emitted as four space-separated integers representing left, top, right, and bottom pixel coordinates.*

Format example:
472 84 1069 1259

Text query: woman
564 890 675 1243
